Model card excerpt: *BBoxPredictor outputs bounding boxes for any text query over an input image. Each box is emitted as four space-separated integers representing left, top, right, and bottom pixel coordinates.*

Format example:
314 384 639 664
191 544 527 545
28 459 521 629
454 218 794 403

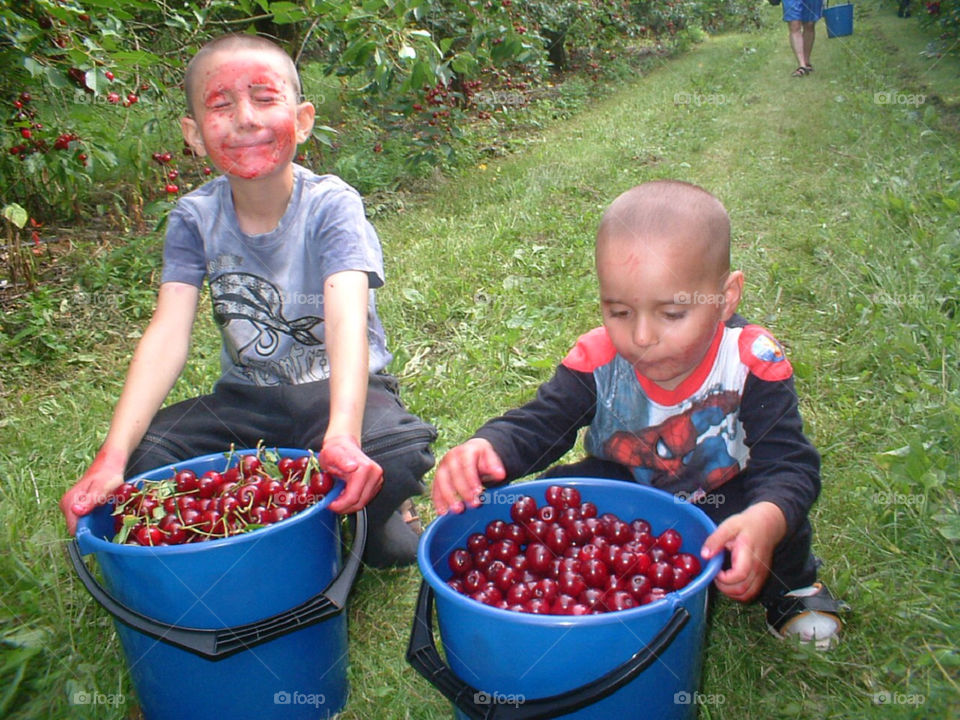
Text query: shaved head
597 180 731 276
184 34 300 116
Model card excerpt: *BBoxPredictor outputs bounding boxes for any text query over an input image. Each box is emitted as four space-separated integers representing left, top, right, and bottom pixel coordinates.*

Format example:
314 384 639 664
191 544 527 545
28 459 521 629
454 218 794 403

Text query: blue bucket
824 3 853 38
408 478 723 719
69 449 366 720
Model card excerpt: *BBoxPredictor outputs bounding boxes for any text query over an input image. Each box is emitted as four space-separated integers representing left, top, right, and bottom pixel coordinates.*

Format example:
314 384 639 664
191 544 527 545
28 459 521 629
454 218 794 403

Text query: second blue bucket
824 3 853 38
69 449 366 720
408 478 723 720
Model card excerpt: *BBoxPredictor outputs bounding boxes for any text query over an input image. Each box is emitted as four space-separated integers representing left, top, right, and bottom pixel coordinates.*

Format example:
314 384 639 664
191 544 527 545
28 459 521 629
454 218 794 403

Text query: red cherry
581 558 609 588
550 594 579 615
471 548 495 572
523 518 548 543
656 528 683 555
544 525 570 555
277 457 297 479
672 552 701 577
448 548 473 576
203 166 212 175
127 93 139 104
165 184 179 194
309 470 335 498
510 495 537 524
627 573 652 600
532 578 559 604
605 590 638 612
485 519 507 541
647 561 674 589
580 501 599 518
136 525 163 546
462 569 487 594
671 566 692 591
558 571 587 597
560 486 581 509
545 485 564 509
525 543 553 575
20 128 31 139
538 505 557 523
466 532 489 554
107 92 120 104
270 506 291 524
105 70 115 81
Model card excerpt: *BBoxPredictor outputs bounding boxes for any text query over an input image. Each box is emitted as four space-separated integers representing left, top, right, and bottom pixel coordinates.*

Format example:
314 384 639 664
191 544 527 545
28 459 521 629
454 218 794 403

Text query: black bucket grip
406 580 690 720
68 510 366 660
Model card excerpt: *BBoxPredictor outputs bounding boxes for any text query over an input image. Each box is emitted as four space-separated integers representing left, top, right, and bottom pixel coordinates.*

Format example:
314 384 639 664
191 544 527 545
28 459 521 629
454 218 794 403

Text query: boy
433 180 847 646
60 34 436 568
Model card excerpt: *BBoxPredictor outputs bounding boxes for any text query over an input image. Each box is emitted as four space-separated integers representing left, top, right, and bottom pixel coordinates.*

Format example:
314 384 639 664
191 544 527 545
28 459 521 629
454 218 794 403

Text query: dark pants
127 374 436 564
540 457 818 605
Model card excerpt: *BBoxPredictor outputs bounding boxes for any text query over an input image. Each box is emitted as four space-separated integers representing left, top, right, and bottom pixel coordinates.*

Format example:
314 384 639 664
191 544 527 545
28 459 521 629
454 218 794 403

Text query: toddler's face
597 233 737 390
183 50 313 180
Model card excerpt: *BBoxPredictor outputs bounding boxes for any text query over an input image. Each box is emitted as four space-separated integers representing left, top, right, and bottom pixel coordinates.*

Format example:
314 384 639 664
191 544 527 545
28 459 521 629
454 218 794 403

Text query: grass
2 5 960 719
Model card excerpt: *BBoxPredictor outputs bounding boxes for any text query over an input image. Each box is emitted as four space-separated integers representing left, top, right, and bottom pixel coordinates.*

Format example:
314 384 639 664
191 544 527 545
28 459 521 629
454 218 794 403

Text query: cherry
524 518 548 543
560 486 581 509
532 578 559 604
472 548 495 572
270 506 291 523
448 548 473 576
558 570 587 597
494 566 521 592
647 561 674 589
136 525 163 546
510 495 537 524
309 470 335 497
503 522 527 545
627 573 652 600
196 473 221 499
656 528 683 555
538 505 557 522
105 71 115 81
485 519 507 541
165 184 179 194
544 525 570 555
107 92 120 104
466 532 489 554
462 569 487 594
506 582 532 605
579 501 598 518
545 485 565 509
671 566 691 591
525 543 553 575
581 558 609 588
277 457 297 479
491 539 518 563
672 552 701 577
605 590 638 612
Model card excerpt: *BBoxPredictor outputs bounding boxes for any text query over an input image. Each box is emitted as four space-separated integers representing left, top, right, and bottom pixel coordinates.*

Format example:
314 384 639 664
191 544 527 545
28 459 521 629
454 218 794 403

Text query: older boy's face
182 50 313 180
597 232 739 391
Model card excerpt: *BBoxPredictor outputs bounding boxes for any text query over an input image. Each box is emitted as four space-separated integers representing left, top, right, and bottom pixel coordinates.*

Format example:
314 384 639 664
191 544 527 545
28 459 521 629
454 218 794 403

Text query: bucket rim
418 477 723 626
75 447 344 557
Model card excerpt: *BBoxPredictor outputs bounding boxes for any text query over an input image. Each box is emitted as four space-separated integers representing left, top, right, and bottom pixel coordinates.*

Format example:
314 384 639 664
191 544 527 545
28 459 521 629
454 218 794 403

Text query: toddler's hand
60 447 127 535
432 438 505 515
700 501 787 603
321 435 383 514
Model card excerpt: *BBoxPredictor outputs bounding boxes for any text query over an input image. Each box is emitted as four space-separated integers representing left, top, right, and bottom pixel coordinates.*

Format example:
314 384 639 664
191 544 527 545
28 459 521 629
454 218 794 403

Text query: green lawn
2 4 959 719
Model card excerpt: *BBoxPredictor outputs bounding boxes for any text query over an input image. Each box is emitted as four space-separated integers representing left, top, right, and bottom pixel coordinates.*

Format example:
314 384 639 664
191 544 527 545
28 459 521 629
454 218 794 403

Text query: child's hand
699 501 787 603
321 435 384 514
432 438 506 515
59 447 127 535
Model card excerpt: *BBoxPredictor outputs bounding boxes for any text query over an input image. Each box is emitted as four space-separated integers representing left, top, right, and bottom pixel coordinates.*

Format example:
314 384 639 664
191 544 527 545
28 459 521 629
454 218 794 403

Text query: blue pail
408 478 723 719
69 449 366 720
824 3 853 38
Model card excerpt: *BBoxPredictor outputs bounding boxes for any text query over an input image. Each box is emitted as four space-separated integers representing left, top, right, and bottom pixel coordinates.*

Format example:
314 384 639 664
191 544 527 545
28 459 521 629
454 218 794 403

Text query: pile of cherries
110 450 334 546
445 485 702 614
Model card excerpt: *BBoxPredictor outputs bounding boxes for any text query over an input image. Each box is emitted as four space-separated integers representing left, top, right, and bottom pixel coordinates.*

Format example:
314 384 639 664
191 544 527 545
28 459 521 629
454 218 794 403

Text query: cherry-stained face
189 52 305 180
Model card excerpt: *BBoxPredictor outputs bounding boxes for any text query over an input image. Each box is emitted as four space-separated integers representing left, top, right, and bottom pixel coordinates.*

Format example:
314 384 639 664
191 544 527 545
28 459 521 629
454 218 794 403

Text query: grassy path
2 7 958 719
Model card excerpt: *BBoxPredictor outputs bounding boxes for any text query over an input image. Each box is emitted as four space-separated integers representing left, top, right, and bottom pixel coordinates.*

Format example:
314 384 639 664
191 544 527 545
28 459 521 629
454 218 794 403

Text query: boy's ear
295 101 315 144
721 270 744 321
181 116 207 158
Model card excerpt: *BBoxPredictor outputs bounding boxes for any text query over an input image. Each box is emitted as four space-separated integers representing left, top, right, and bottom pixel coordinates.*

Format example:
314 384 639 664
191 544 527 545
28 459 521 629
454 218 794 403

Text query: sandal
792 66 809 77
399 498 423 535
765 582 849 650
804 65 814 73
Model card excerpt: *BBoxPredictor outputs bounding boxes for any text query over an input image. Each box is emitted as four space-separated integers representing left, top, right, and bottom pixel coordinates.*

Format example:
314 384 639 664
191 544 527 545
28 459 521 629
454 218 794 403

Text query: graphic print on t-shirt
211 272 323 358
602 389 742 490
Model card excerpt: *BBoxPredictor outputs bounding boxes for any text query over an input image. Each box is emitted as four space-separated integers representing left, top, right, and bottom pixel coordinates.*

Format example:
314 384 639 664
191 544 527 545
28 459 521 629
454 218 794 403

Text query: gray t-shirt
161 165 392 386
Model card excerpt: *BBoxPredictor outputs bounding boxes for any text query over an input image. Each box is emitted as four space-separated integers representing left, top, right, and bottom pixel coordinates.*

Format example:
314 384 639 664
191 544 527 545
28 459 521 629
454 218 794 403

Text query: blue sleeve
161 205 207 287
739 373 821 536
312 185 384 290
474 365 597 483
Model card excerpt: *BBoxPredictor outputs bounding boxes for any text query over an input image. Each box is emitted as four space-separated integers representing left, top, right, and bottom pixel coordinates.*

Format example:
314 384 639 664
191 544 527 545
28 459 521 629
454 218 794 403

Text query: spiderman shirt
474 315 820 535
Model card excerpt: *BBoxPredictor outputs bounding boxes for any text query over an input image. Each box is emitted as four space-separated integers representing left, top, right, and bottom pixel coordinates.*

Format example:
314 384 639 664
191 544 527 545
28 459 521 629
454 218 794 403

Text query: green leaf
933 510 960 541
269 2 309 24
399 45 416 60
3 204 28 229
22 56 45 78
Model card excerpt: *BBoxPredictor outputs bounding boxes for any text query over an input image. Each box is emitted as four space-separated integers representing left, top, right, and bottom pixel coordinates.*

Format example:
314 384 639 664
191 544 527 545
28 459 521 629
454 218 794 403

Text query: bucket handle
406 581 690 720
67 510 366 660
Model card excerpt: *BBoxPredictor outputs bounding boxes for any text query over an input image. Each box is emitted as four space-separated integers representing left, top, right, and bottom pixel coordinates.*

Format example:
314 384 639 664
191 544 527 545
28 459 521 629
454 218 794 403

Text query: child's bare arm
320 270 384 514
432 438 506 515
59 281 199 533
